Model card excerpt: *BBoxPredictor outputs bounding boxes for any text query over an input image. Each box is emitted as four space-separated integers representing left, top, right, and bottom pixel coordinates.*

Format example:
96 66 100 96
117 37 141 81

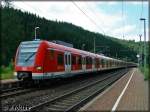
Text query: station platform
1 78 18 84
0 78 20 90
80 68 149 111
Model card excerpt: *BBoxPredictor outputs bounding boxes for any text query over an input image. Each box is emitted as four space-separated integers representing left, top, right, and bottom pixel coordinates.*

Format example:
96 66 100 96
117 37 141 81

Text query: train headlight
36 66 42 70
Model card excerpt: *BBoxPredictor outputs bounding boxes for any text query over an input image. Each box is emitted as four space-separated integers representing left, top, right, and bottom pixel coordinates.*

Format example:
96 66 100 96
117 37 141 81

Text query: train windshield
17 41 41 66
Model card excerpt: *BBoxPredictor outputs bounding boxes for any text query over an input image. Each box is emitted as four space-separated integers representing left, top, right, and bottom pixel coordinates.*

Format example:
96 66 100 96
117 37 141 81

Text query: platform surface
1 79 18 84
80 68 149 111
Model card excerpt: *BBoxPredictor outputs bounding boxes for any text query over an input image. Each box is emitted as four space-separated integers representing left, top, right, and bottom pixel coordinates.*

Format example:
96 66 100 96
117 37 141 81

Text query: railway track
0 87 38 99
1 87 23 94
1 80 39 99
1 80 34 95
1 69 129 112
0 69 123 100
30 69 129 111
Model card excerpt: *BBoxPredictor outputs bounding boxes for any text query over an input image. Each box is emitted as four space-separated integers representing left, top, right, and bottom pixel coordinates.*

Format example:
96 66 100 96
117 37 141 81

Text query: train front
14 40 44 80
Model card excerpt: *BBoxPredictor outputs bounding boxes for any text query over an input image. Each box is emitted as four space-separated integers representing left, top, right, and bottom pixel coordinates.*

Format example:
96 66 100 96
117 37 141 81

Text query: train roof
46 40 126 62
19 40 132 63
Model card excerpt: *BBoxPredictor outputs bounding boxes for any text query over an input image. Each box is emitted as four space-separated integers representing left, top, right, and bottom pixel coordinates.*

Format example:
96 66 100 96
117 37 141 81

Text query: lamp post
140 18 146 75
136 54 140 66
35 27 39 40
139 34 142 67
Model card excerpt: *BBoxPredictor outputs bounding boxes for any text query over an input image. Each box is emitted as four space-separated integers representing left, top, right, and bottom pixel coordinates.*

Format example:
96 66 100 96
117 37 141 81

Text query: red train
14 40 136 80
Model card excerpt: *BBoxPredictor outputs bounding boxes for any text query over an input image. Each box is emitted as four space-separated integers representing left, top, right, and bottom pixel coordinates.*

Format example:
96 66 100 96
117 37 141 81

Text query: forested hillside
1 7 142 66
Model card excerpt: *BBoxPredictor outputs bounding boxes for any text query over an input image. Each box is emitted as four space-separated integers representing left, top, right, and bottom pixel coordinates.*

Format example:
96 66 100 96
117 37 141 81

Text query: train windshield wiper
25 52 36 62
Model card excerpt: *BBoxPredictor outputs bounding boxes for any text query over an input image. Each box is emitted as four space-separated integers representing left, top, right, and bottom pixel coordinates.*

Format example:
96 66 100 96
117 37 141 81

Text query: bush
0 61 14 80
139 65 150 80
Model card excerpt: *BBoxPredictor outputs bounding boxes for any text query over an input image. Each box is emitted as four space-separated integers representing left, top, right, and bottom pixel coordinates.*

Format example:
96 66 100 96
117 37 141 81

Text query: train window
86 57 89 65
105 60 107 67
108 60 109 67
102 59 103 67
82 57 86 65
65 54 68 65
57 54 64 65
89 57 92 65
90 58 92 64
95 58 99 67
101 59 104 67
17 41 41 66
111 60 112 67
88 57 90 65
17 52 36 66
83 57 84 65
76 56 79 65
107 60 109 67
50 49 55 60
108 60 110 67
97 59 99 66
77 56 80 65
79 56 82 65
68 55 70 65
82 57 84 65
95 58 97 66
99 59 101 66
84 57 86 65
72 55 76 65
88 57 90 64
92 58 95 65
68 55 71 65
76 57 79 64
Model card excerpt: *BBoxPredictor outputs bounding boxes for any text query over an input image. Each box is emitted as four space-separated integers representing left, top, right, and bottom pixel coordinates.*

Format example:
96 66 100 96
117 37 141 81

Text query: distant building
52 40 73 48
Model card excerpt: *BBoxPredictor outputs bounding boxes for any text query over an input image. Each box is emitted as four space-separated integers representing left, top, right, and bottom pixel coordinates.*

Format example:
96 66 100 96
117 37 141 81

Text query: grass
0 63 14 80
139 65 150 80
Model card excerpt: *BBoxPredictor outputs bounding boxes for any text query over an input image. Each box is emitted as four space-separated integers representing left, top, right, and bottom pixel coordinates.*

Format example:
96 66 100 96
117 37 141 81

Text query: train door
82 56 86 72
68 53 71 72
64 52 71 73
92 58 95 71
99 58 101 70
95 58 99 71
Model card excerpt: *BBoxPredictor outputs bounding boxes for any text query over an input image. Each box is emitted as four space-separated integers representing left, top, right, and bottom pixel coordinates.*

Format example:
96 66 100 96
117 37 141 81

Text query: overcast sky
3 1 149 41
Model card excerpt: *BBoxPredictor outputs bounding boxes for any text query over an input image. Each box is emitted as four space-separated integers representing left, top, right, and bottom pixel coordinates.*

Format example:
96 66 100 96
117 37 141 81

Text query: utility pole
82 44 85 50
116 53 118 59
35 27 39 40
139 34 142 67
94 37 95 53
140 18 146 76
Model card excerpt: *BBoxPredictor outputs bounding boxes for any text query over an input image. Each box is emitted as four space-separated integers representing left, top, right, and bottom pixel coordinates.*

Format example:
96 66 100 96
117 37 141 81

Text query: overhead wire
135 0 144 42
140 0 144 18
85 2 107 35
122 0 125 40
72 1 106 36
21 1 43 14
12 3 26 12
136 0 144 41
13 1 106 36
12 1 45 18
139 0 144 41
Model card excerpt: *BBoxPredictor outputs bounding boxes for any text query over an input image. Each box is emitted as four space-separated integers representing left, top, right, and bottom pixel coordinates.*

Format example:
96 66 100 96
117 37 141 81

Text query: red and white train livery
14 40 136 80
